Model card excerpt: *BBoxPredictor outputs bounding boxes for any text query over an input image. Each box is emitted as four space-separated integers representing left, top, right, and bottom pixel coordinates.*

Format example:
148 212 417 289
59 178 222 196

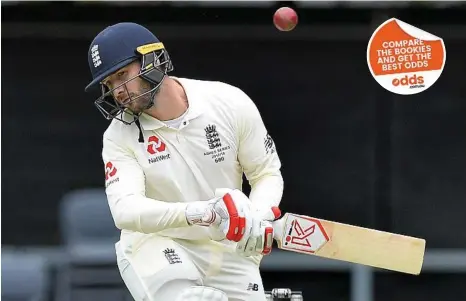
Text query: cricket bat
271 213 426 275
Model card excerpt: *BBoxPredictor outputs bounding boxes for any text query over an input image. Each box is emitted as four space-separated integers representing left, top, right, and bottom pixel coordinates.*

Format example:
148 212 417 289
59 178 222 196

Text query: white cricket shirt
102 77 283 249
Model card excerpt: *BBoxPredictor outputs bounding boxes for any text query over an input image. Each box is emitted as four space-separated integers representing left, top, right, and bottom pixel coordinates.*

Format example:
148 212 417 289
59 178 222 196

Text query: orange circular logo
367 18 446 95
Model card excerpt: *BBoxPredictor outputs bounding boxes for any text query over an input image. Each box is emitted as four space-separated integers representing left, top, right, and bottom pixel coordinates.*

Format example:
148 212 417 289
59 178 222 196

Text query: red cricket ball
273 7 298 32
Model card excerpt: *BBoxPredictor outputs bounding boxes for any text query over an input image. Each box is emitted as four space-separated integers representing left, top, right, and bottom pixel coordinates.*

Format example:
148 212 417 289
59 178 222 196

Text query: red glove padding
185 189 254 242
235 206 282 257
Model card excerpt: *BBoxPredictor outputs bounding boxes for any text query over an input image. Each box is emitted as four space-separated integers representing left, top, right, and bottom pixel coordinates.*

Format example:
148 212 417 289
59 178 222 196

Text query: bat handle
272 218 285 243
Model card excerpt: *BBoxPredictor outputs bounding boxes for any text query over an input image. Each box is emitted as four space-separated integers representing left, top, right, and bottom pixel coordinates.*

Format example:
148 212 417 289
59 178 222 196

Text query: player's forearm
110 194 189 233
248 172 284 209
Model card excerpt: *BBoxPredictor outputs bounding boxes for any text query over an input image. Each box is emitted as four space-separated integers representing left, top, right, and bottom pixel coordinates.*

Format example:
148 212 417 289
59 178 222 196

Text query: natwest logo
147 135 166 155
392 74 424 87
105 162 117 181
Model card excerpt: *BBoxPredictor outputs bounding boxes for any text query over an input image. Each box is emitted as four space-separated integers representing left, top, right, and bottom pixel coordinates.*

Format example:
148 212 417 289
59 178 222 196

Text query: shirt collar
138 77 203 131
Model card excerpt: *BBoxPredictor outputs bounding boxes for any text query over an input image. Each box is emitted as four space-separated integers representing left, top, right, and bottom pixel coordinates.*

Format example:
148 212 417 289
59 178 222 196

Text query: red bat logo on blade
291 221 315 247
282 214 330 254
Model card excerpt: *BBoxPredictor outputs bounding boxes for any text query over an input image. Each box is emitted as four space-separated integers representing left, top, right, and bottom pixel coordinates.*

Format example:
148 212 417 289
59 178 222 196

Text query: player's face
103 61 152 114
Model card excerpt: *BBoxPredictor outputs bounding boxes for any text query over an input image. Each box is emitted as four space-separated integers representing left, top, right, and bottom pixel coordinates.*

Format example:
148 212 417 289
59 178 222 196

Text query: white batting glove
235 206 281 257
185 189 253 243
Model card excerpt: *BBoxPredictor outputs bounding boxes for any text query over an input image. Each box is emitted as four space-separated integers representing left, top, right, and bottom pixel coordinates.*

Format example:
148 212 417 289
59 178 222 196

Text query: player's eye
103 82 112 90
117 71 126 78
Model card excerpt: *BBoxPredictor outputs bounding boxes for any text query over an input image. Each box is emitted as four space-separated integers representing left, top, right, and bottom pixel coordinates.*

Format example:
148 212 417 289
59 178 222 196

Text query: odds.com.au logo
367 18 446 95
391 74 425 89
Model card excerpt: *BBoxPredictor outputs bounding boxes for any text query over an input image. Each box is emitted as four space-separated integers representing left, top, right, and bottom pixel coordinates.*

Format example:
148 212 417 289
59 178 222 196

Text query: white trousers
116 234 267 301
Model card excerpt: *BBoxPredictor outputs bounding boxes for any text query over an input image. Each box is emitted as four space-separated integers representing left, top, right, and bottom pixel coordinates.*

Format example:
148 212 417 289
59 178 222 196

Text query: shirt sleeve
233 87 284 210
102 135 189 233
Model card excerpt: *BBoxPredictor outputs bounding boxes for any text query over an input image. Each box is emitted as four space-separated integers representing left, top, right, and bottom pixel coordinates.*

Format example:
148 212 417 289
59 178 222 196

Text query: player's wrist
185 199 219 226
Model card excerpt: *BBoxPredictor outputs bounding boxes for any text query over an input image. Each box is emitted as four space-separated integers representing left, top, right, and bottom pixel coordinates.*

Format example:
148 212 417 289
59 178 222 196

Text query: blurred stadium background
2 1 466 301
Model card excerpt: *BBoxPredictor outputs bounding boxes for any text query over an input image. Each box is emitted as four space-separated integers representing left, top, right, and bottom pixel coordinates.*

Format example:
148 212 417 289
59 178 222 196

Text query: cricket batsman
85 22 284 301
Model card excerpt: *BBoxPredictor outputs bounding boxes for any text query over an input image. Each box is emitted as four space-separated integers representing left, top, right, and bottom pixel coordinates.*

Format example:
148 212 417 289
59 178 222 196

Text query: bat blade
272 213 426 275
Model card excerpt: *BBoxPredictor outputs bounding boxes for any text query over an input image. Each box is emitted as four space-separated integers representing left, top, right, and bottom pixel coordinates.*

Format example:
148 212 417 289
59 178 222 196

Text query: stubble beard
128 84 154 114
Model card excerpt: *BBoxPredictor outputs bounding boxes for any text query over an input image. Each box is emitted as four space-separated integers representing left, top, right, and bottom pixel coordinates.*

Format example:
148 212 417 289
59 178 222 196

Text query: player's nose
114 86 129 103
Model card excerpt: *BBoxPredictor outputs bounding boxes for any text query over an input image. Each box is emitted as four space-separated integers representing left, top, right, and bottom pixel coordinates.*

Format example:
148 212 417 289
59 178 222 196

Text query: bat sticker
282 214 330 254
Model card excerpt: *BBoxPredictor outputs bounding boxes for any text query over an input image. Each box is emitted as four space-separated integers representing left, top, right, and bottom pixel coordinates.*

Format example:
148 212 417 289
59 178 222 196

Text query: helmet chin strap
135 119 145 143
132 56 167 144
